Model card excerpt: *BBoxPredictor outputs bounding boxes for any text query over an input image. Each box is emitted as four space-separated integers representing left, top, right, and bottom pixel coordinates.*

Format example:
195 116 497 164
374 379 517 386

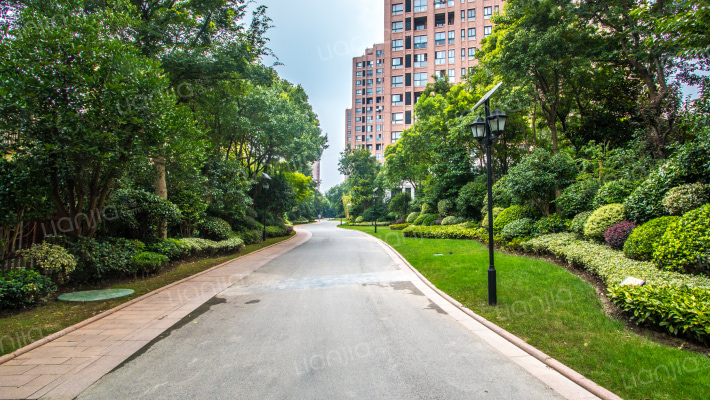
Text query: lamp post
372 188 378 233
261 172 271 242
469 83 508 306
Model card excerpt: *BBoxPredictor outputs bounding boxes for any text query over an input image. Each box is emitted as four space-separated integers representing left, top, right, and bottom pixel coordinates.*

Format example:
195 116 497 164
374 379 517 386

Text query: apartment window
484 6 492 18
414 72 428 86
356 135 361 141
414 53 427 67
461 10 466 21
448 30 455 44
376 78 384 85
468 47 476 59
377 68 384 75
392 75 404 87
392 57 403 69
392 21 404 33
392 94 403 105
468 9 475 20
367 79 373 86
392 39 404 51
366 116 373 123
356 126 362 132
356 81 362 87
414 35 427 49
448 49 455 64
468 28 476 40
495 5 499 13
356 99 362 105
414 0 427 12
448 69 456 83
356 108 361 114
435 32 446 46
435 51 446 65
356 117 362 122
347 131 351 136
435 0 446 8
367 61 373 68
366 88 373 95
448 0 454 5
392 131 402 142
376 153 382 161
461 48 466 60
376 115 383 122
347 125 351 130
448 10 455 25
377 134 383 141
461 29 466 40
435 13 446 27
366 126 373 133
347 118 351 123
356 89 362 95
377 50 384 57
367 134 373 141
392 113 404 124
484 26 492 36
367 70 373 77
377 87 384 94
356 62 362 68
414 17 427 30
437 70 446 78
392 3 404 15
376 125 383 132
367 107 373 113
356 71 362 77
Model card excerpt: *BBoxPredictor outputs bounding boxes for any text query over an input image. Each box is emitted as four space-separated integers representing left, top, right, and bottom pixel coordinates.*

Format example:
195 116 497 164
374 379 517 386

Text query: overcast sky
252 0 384 193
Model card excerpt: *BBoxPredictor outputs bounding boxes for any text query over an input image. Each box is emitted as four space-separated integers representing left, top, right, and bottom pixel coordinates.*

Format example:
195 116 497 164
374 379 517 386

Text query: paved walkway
0 230 311 400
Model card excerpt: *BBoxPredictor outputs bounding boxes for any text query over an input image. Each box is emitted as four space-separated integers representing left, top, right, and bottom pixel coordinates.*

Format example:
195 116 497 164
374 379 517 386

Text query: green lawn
345 226 710 400
0 233 295 357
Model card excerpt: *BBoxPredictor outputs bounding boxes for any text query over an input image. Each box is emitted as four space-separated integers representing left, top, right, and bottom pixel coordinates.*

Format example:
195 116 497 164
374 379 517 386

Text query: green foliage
107 189 182 241
437 199 457 217
653 205 710 274
389 193 412 217
481 207 505 229
501 218 535 241
570 211 593 236
593 180 637 209
556 179 600 217
197 217 233 241
131 251 169 275
406 212 420 223
422 214 440 226
534 215 571 236
493 205 538 233
146 239 190 261
265 226 289 238
623 216 680 261
420 204 434 214
179 238 244 257
68 238 139 283
238 230 263 245
456 178 487 219
661 183 710 216
441 216 460 226
355 216 365 224
169 190 209 237
0 270 56 309
625 136 710 223
501 149 578 215
19 243 76 284
390 223 412 230
402 224 485 240
584 204 626 242
413 214 431 226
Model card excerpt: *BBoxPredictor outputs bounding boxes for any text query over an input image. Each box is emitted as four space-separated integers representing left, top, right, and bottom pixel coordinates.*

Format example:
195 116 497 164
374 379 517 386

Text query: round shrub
422 214 440 226
534 215 571 235
131 251 169 275
0 269 56 309
501 218 535 241
19 243 76 284
584 203 626 242
556 179 600 217
394 218 406 225
570 211 593 236
604 221 637 250
623 216 680 261
197 217 233 241
413 213 432 226
420 203 434 214
593 180 637 209
661 183 710 216
238 229 262 245
69 237 139 283
355 216 364 224
406 212 420 223
441 216 459 226
437 199 457 217
492 205 537 233
481 207 505 229
653 204 710 273
146 239 188 261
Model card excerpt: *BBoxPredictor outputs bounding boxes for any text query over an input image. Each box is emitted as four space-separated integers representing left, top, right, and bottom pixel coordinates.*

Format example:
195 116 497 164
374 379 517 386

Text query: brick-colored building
345 0 504 163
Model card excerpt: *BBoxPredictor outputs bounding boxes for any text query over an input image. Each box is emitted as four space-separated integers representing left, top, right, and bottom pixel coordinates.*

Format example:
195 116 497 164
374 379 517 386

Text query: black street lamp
261 172 271 242
372 188 378 233
469 83 508 306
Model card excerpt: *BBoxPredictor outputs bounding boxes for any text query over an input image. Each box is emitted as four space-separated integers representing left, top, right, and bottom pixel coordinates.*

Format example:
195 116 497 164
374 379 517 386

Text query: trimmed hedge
492 205 535 233
0 269 57 309
402 223 486 240
197 217 233 241
422 214 440 226
522 233 710 343
179 237 244 257
653 204 710 274
604 221 637 250
441 216 459 225
390 223 412 230
146 239 189 261
623 216 680 261
583 203 625 242
131 251 169 275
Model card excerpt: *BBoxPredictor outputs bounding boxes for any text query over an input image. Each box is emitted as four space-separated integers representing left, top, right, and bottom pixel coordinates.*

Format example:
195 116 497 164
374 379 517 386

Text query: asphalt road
78 221 565 400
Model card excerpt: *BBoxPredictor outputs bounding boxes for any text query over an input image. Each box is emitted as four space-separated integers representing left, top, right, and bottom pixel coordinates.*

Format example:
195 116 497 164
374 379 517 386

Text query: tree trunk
154 155 168 240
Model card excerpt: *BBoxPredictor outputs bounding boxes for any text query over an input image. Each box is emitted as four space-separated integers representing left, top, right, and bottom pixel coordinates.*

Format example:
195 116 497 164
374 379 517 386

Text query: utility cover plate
58 289 135 302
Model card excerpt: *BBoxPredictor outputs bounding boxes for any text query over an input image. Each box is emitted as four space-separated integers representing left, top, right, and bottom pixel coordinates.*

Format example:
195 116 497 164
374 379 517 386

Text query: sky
251 0 384 193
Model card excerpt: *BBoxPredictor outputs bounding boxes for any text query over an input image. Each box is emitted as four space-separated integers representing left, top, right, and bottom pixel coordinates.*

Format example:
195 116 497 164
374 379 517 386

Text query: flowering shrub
661 183 709 216
394 218 406 225
501 218 535 241
583 203 626 242
20 243 76 284
654 204 710 274
623 216 679 261
604 221 637 250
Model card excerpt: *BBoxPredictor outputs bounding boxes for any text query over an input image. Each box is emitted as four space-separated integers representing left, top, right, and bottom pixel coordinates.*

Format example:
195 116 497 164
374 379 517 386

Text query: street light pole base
488 268 497 306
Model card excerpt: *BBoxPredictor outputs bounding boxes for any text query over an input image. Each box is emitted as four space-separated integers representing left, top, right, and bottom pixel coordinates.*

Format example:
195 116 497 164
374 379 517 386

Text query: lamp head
487 106 508 136
470 114 487 141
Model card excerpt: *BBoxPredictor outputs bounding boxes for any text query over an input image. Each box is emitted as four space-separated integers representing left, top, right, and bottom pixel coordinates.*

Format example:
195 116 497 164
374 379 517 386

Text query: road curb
349 227 622 400
0 232 300 366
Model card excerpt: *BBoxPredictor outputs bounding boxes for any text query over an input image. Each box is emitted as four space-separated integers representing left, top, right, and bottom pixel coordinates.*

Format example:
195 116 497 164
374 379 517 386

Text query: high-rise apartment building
345 0 505 162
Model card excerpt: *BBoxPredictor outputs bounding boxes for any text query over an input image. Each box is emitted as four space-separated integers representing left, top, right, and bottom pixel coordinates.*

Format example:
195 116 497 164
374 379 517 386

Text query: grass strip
345 226 710 400
0 233 295 357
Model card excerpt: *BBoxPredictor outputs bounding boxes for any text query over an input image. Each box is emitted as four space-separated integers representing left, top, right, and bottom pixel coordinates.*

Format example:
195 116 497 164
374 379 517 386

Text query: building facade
345 0 504 163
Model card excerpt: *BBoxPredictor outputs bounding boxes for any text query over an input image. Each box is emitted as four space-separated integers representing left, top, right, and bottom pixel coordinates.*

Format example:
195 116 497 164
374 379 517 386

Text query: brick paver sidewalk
0 229 311 400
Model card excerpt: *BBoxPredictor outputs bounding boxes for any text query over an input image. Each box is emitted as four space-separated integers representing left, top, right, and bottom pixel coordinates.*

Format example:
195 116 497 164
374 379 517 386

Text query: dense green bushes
653 205 710 274
533 215 570 235
623 216 679 261
437 199 456 217
493 205 537 233
198 217 233 241
106 189 182 241
68 237 139 282
131 251 169 275
390 223 412 230
501 218 535 241
0 270 56 309
403 224 485 240
406 212 420 223
570 211 593 236
661 183 709 216
556 179 600 217
592 180 637 209
583 203 626 242
19 243 76 284
146 239 189 261
481 207 505 229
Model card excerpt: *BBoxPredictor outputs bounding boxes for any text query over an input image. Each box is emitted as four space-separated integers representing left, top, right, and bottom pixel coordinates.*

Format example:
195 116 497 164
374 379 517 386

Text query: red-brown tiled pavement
0 227 312 400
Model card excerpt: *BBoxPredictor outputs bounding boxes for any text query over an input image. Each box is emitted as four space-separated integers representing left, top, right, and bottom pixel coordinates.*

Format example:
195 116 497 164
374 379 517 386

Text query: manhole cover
58 289 135 302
